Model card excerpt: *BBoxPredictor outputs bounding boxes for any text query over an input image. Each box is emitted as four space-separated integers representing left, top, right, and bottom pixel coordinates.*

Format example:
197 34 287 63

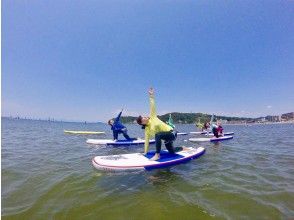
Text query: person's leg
150 132 167 161
165 141 175 154
219 127 223 136
212 127 219 138
163 132 176 154
122 129 132 140
155 133 163 153
113 130 118 140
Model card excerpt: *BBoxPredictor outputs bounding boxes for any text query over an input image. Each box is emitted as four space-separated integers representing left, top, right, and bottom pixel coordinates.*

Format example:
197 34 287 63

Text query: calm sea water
2 118 294 219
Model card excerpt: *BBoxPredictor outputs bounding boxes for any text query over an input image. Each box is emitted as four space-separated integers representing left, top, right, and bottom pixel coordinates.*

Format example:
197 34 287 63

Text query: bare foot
150 153 160 161
181 146 190 151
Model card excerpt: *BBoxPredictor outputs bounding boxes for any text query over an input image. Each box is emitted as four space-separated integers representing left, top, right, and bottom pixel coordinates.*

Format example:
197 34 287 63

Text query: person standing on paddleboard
136 88 182 161
108 110 136 141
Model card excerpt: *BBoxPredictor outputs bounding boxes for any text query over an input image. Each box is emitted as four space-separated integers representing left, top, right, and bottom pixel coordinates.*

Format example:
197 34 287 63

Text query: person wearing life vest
136 88 182 161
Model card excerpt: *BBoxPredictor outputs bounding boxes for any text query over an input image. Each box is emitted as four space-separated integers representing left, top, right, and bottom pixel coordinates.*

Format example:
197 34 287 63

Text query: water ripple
2 119 294 219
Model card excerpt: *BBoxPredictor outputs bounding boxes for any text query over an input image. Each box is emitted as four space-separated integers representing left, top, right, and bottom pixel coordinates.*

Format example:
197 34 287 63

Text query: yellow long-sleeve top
144 95 173 153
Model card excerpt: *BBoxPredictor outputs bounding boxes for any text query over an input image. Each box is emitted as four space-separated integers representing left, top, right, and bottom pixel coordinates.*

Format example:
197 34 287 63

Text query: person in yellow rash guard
136 88 183 161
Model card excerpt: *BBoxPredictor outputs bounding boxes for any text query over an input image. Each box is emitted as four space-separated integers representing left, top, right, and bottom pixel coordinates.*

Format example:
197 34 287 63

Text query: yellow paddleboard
64 130 105 135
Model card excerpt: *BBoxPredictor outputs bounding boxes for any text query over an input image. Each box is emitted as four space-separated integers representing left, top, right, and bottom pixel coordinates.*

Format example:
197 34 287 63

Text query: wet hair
108 119 113 125
136 116 146 129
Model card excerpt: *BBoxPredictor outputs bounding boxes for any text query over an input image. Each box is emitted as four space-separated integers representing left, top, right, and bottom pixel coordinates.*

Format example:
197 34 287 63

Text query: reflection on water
147 169 181 186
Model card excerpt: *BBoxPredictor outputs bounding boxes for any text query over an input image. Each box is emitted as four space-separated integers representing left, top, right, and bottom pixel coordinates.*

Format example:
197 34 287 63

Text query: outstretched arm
149 88 156 118
167 114 175 128
144 129 150 154
210 114 214 124
209 114 214 130
115 109 123 123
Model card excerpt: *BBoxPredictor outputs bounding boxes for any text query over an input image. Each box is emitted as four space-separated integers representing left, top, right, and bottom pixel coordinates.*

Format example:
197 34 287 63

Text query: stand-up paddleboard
190 131 208 135
86 139 155 146
92 147 205 171
189 135 233 142
64 130 105 135
190 131 234 136
177 132 188 135
203 132 234 136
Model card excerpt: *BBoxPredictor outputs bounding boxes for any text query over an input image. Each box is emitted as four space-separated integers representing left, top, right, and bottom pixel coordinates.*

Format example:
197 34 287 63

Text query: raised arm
149 88 156 118
210 114 214 124
115 109 123 123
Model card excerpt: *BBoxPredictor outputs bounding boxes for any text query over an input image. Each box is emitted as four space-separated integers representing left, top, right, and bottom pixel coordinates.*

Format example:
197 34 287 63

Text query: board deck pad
144 151 184 162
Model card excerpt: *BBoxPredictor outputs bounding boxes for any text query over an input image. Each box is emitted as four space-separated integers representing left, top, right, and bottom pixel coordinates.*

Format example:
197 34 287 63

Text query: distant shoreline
224 121 294 126
2 116 293 126
1 116 103 124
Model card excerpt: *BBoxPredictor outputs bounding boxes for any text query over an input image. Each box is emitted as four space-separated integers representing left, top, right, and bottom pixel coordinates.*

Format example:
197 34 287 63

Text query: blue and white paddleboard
189 135 233 142
86 138 155 146
92 147 205 171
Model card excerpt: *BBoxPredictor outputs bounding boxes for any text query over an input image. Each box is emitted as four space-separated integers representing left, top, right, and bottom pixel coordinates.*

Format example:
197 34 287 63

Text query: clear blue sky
2 0 294 122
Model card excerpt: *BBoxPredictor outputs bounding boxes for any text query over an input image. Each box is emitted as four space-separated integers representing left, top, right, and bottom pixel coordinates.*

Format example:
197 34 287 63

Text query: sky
2 0 294 122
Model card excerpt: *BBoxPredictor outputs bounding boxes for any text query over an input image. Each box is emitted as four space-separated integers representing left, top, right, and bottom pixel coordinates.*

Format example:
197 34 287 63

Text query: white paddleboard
203 132 234 136
64 130 105 135
86 139 155 146
92 146 205 171
189 131 208 135
189 135 233 142
177 132 188 135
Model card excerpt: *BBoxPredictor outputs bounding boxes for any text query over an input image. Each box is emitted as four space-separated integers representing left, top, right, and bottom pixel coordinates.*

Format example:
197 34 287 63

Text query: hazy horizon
2 110 293 123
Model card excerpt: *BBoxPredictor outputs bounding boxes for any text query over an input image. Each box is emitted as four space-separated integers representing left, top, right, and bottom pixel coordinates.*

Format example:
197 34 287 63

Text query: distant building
281 112 294 121
265 115 280 122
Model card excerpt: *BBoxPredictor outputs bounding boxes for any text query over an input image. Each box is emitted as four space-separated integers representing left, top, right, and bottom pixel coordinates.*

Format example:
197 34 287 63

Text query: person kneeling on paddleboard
136 88 182 161
108 109 136 141
216 120 223 136
212 120 224 138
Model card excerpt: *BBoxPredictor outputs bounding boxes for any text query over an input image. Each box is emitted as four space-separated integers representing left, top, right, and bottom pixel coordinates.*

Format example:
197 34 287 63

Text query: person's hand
148 87 154 96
